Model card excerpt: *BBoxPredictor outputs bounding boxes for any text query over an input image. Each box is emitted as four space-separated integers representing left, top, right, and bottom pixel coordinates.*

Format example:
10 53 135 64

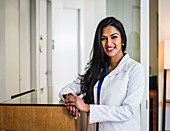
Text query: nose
106 37 112 46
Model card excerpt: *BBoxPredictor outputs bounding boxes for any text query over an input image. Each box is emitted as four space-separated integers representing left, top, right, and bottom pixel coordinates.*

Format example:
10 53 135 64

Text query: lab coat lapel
107 53 130 78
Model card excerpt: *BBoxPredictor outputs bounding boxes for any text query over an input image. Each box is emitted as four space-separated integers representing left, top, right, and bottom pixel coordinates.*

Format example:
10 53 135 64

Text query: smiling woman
0 0 149 130
59 17 145 131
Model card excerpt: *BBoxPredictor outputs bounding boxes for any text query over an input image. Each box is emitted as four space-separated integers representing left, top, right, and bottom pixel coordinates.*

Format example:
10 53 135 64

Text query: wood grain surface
149 90 158 131
0 106 78 131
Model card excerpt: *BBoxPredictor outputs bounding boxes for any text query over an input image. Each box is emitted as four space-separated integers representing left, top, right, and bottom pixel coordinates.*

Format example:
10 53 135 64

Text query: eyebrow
110 33 119 36
101 33 119 37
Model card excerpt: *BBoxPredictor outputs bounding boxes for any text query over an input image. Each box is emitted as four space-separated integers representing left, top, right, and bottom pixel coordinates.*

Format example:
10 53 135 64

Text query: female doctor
59 17 145 131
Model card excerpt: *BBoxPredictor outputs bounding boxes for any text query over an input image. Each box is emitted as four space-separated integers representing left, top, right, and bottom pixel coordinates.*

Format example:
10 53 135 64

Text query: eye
111 36 118 39
101 37 107 41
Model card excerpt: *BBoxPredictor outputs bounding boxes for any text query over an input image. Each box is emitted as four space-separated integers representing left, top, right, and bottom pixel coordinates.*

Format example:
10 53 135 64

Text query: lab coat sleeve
89 64 145 123
59 78 81 101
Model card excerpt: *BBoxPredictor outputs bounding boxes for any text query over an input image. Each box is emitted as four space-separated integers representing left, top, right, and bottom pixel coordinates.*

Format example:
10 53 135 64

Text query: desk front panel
0 106 78 131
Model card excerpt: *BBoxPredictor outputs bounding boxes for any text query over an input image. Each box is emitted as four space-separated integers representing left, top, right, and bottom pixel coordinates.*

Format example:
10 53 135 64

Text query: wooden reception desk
0 87 84 131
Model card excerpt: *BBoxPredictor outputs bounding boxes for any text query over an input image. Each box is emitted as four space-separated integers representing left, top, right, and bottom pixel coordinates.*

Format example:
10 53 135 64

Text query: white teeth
107 47 114 50
106 47 115 50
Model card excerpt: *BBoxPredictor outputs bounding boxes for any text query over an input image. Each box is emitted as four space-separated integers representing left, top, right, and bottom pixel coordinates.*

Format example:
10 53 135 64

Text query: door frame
30 0 40 90
140 0 149 131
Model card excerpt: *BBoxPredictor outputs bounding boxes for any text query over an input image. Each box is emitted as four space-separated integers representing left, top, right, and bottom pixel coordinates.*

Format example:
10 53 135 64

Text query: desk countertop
0 87 65 106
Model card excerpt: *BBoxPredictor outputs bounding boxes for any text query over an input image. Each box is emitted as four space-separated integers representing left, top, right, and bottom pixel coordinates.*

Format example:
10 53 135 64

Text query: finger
69 105 73 116
65 98 69 103
75 108 79 118
66 105 72 117
66 105 69 110
72 106 76 117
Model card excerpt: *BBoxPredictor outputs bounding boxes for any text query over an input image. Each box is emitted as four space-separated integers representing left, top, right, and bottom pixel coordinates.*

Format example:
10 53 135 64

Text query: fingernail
79 113 80 117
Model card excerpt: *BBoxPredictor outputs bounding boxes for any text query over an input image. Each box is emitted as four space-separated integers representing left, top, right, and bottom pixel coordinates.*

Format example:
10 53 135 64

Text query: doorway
149 0 158 131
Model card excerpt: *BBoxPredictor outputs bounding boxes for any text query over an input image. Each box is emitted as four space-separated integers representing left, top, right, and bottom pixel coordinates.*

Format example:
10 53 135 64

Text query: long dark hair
79 17 127 104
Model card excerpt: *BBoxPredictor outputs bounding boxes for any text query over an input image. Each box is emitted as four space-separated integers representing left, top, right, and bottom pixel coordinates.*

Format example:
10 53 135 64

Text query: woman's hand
65 93 90 113
66 105 80 119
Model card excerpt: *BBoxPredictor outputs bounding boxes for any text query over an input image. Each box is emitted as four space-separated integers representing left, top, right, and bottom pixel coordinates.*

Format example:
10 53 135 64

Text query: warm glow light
164 40 170 69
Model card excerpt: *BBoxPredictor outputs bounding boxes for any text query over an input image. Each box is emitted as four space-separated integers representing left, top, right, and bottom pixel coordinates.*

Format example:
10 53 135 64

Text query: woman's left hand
66 105 80 119
65 93 90 113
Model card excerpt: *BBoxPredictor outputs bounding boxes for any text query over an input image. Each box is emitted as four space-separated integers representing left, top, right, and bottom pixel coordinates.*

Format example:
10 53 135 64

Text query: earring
122 43 124 45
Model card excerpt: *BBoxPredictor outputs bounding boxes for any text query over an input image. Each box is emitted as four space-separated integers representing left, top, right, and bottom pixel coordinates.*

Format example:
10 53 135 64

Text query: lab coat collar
107 53 130 77
94 53 131 87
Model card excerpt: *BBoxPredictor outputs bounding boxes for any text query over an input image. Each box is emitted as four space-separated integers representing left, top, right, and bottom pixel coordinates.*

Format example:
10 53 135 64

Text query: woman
59 17 145 131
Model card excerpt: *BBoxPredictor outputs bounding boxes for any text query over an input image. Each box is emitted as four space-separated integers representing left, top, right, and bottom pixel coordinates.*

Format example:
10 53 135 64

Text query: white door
52 2 84 130
54 9 78 86
52 0 83 89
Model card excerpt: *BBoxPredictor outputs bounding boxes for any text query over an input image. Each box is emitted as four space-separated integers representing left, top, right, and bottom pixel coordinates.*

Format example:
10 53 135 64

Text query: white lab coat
59 54 145 131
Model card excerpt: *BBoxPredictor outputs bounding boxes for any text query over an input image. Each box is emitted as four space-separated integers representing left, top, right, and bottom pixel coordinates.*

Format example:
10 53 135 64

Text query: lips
106 46 116 52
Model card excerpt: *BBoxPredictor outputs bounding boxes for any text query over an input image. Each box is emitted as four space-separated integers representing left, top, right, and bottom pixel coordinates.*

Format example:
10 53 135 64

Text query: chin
108 51 117 55
107 53 116 57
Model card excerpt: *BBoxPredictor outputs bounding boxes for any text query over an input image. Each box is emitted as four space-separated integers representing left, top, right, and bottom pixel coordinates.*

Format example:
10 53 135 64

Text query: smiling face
101 25 124 60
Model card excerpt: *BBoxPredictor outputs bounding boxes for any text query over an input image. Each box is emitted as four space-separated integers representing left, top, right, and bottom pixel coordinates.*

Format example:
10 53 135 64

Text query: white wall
159 0 170 130
83 0 106 69
0 0 31 102
83 0 95 66
0 0 6 102
20 0 31 92
106 0 140 62
5 0 20 101
94 0 106 27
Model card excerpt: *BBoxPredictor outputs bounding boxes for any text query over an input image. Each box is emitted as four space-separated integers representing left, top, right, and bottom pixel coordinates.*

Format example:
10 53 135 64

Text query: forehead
102 25 120 35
